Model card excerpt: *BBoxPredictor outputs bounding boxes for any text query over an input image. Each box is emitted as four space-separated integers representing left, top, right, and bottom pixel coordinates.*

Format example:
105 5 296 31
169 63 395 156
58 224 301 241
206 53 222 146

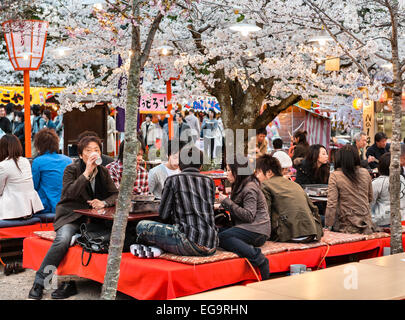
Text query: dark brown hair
77 135 102 156
294 130 308 146
227 155 259 201
255 154 283 177
305 144 330 184
34 128 59 155
0 134 23 171
334 144 361 183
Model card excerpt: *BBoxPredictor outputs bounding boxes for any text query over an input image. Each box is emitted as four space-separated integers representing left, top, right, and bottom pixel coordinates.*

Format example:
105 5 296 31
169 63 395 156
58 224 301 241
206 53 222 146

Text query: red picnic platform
22 226 405 300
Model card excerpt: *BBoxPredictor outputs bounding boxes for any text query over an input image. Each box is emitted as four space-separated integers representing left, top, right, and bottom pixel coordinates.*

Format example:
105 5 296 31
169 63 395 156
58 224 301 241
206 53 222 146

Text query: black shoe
51 281 78 299
28 284 44 300
4 263 13 276
258 258 270 281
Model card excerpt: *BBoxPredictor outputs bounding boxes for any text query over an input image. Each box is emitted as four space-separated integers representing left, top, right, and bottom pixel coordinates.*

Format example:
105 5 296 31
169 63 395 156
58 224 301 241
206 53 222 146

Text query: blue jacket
32 152 73 213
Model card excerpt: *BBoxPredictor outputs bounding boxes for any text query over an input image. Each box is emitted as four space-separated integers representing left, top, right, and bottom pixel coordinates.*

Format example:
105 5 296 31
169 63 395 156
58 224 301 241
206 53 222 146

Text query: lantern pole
23 70 32 157
166 79 173 140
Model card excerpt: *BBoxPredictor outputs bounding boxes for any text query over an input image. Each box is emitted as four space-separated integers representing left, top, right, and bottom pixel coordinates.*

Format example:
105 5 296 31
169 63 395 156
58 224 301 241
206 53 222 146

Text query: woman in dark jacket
291 130 310 167
295 144 330 219
28 135 118 300
12 111 25 155
295 144 330 186
218 156 271 280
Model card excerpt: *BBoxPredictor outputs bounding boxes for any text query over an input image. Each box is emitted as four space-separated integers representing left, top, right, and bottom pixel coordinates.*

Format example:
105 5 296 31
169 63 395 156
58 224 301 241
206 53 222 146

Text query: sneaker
258 258 270 281
51 280 78 299
28 283 44 300
130 244 163 258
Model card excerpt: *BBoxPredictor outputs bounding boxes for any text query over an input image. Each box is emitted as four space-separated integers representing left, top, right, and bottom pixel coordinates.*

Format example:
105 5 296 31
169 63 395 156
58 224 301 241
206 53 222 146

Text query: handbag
76 222 111 266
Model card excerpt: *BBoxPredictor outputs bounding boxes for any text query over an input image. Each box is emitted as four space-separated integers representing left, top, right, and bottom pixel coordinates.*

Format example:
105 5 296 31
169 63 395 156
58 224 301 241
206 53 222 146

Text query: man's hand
218 193 228 202
87 199 105 209
83 153 98 178
368 155 376 163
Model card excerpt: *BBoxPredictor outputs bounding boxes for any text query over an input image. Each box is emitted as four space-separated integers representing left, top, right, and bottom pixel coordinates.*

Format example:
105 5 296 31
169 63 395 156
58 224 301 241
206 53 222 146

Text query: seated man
75 130 114 166
248 128 268 158
134 146 218 257
106 140 149 195
366 132 390 169
148 141 180 199
255 154 323 243
28 135 118 300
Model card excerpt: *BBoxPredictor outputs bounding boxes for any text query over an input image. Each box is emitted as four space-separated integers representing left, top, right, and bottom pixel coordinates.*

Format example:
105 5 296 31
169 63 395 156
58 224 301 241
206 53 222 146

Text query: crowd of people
0 107 404 299
0 103 64 157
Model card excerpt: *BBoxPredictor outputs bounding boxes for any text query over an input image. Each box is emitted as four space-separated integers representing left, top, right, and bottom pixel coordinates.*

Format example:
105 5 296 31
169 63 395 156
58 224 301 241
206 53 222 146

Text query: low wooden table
74 207 159 222
247 262 405 300
360 252 405 269
174 285 298 300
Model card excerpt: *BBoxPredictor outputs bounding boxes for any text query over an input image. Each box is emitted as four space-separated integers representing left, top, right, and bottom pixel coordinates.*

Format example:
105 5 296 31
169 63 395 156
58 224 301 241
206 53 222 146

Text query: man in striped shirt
135 146 218 256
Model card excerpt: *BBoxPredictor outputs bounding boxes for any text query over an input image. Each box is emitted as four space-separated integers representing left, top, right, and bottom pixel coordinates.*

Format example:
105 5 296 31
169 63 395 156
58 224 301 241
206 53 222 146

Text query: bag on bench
76 222 111 266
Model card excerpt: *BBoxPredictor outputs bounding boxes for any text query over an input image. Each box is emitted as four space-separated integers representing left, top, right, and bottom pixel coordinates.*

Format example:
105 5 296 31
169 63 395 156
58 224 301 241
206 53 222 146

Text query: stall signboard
140 93 167 113
0 86 64 106
362 100 375 146
140 94 221 113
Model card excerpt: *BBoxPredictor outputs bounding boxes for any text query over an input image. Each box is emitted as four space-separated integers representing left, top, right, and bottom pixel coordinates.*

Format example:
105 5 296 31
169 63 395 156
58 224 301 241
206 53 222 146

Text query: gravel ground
0 264 134 300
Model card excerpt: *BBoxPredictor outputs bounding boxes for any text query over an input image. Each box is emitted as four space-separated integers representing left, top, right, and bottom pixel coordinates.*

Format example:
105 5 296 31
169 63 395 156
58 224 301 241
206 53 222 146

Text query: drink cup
91 152 102 165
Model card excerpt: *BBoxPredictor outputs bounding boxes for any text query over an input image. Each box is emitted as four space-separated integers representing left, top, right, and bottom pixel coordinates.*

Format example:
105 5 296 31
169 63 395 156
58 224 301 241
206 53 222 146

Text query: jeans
34 221 81 287
219 227 267 267
136 220 215 256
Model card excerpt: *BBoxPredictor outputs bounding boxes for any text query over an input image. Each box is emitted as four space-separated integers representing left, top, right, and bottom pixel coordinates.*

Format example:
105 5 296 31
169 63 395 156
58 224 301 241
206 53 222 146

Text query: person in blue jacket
32 128 72 213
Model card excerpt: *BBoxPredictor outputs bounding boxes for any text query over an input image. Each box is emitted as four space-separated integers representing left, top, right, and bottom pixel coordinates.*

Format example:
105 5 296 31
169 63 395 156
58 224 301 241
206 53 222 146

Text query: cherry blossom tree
300 0 404 253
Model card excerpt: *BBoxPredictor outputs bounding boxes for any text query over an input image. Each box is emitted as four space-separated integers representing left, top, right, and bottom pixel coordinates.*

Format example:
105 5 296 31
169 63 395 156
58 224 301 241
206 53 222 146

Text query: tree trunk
389 3 403 254
101 3 141 300
212 78 300 157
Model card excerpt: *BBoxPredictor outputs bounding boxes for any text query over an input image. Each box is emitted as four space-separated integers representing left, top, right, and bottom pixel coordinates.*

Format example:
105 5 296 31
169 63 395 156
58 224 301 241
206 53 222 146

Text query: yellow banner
0 86 65 106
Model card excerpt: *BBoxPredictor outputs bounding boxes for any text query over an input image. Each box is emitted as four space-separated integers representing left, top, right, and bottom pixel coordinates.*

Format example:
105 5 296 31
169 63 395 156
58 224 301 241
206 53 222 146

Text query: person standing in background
140 114 156 150
0 105 12 134
107 110 116 156
184 109 200 143
12 111 25 155
42 110 56 130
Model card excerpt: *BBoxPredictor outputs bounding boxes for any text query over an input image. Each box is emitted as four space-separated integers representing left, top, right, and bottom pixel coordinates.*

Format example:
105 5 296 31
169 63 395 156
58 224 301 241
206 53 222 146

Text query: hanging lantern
2 20 48 71
353 98 363 110
2 20 48 158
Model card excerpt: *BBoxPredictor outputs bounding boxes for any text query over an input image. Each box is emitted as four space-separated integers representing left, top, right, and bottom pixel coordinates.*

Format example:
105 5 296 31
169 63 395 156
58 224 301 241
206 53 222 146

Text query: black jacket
0 117 12 134
295 158 330 187
366 143 390 169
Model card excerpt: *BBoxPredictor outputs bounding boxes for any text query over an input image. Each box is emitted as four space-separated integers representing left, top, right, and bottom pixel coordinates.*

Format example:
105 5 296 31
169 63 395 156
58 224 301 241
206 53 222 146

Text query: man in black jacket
0 105 12 134
366 132 390 169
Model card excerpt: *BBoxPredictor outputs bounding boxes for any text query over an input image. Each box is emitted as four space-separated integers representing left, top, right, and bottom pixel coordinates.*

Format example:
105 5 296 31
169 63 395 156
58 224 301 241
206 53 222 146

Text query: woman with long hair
325 144 378 234
217 156 271 280
0 134 43 219
290 130 310 167
295 144 330 186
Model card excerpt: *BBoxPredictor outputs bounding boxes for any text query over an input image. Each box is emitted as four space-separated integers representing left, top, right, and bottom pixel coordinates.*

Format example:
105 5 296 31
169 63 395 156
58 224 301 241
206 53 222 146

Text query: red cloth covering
23 233 405 300
0 223 54 239
201 170 225 187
